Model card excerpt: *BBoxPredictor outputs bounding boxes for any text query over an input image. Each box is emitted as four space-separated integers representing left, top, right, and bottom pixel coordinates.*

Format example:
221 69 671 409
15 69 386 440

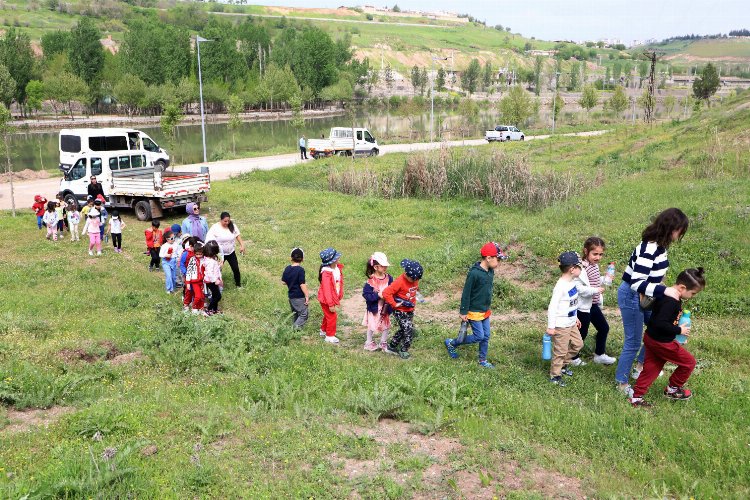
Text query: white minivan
59 128 170 171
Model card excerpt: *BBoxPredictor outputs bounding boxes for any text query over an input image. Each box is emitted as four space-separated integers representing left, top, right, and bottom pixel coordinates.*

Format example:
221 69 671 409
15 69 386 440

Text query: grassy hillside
0 87 749 497
645 37 750 64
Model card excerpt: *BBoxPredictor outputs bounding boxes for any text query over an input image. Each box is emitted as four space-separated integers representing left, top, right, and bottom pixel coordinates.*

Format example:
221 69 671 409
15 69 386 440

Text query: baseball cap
170 224 182 234
371 251 390 267
400 259 423 280
558 251 583 268
480 242 499 257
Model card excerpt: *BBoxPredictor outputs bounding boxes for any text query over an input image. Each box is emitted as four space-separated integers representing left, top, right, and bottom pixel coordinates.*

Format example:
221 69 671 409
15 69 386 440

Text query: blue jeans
37 215 43 229
454 317 491 361
615 282 650 384
162 258 177 292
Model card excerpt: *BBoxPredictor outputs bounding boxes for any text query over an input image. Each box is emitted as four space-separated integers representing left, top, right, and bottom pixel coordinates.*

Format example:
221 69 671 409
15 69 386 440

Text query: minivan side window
61 135 82 153
131 155 144 169
90 136 128 151
356 131 363 141
65 158 86 181
109 158 119 171
142 137 159 152
91 158 103 176
119 156 131 170
128 132 139 150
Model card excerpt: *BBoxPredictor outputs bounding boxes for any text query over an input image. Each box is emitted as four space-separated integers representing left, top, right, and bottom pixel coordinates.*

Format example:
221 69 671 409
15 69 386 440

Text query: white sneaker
618 383 634 398
593 353 617 365
88 250 94 256
324 336 340 344
96 251 102 256
570 358 586 367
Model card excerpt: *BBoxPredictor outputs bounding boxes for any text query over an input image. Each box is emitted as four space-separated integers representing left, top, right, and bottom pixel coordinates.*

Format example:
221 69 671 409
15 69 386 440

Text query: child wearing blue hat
382 259 423 359
318 247 344 344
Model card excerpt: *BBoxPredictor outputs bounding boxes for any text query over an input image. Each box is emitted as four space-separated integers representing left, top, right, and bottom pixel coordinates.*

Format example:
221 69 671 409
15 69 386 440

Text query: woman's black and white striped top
621 241 669 297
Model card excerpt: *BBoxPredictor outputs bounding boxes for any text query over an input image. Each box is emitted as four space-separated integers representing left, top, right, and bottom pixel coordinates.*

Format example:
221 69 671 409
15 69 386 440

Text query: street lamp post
196 36 213 163
431 56 448 143
552 71 561 134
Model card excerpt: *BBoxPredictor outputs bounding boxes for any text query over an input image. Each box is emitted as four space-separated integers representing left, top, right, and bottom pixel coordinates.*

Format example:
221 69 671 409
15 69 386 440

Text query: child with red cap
32 195 47 230
445 242 505 368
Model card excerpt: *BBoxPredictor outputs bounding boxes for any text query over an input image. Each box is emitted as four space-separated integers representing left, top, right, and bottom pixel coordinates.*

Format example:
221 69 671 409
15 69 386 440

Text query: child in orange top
318 247 344 344
382 259 423 359
145 220 163 272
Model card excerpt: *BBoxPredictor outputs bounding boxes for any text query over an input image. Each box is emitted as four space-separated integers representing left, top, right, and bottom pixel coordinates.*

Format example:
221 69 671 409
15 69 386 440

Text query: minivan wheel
63 192 79 211
134 200 152 221
520 135 525 141
155 160 167 172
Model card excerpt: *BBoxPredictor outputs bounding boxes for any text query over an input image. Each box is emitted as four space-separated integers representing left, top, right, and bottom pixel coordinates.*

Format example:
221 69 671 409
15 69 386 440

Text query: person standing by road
299 135 308 160
206 212 246 289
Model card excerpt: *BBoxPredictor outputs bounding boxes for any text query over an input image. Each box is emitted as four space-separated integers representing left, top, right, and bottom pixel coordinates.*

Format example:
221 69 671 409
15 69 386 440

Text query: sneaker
561 367 574 377
88 250 94 256
397 350 411 359
324 336 340 344
363 341 378 352
379 341 388 351
550 376 566 387
183 306 190 313
191 308 201 315
97 251 102 256
570 358 586 367
630 397 653 408
384 345 399 356
593 353 616 365
319 330 327 337
444 339 459 359
618 383 634 398
478 360 494 369
664 385 692 400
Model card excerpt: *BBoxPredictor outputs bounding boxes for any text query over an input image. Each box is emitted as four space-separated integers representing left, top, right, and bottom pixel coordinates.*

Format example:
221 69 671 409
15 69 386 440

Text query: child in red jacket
32 195 47 230
318 247 344 344
144 220 163 272
382 259 423 359
183 241 206 315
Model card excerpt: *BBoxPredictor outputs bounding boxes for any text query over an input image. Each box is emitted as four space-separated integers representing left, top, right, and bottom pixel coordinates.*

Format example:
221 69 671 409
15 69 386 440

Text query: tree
578 83 598 114
461 59 482 95
410 65 421 95
499 85 533 126
384 64 394 92
41 30 71 58
289 27 340 96
113 74 147 117
226 94 244 154
458 98 479 139
482 61 493 92
44 71 89 119
436 67 446 91
160 103 183 166
0 103 15 216
613 61 622 82
25 80 44 116
692 63 720 103
69 17 104 99
568 61 579 91
664 95 677 117
200 18 249 86
419 67 428 96
0 27 34 112
123 20 191 86
637 90 656 122
552 93 564 122
637 60 649 87
604 66 611 89
392 4 401 12
0 65 16 108
533 55 543 96
607 85 628 116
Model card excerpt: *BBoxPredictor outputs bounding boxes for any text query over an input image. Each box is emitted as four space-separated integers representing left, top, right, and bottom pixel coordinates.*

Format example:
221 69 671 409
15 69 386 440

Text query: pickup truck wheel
134 200 152 221
63 192 79 211
370 148 379 157
520 135 525 141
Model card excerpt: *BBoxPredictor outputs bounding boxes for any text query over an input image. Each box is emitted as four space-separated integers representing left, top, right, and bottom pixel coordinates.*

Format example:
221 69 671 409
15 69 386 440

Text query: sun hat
88 208 100 217
558 251 583 268
370 251 390 267
320 247 342 266
400 259 423 280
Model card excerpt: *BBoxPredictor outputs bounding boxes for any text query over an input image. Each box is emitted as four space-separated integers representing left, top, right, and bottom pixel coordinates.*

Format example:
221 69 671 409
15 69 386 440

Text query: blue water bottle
676 310 691 344
542 333 553 360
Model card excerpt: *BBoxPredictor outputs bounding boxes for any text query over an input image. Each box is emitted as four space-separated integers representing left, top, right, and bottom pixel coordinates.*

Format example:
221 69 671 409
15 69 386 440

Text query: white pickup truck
308 127 380 158
485 125 525 142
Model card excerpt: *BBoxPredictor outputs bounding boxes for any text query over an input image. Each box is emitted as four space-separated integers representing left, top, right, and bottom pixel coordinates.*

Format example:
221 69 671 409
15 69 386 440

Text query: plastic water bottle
676 310 691 344
603 262 616 287
416 292 426 303
456 321 468 343
542 333 553 360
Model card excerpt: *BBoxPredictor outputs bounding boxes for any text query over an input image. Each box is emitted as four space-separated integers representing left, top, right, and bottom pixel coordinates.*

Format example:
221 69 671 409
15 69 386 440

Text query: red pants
184 283 205 310
633 334 696 398
320 305 338 337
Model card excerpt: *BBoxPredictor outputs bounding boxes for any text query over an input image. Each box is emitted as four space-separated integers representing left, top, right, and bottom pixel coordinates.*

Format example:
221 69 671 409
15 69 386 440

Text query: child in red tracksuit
318 247 344 344
183 241 206 315
630 268 706 407
382 259 423 359
32 195 47 230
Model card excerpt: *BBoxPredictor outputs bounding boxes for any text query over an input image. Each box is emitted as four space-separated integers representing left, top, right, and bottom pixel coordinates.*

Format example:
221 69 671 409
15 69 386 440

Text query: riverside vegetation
0 90 748 498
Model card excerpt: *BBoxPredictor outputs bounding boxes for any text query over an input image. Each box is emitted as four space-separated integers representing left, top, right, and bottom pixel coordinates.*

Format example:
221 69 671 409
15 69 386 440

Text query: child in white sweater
546 251 584 386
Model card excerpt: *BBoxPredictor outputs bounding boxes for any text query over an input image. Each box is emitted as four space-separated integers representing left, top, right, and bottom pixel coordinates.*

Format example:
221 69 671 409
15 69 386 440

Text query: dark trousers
224 251 241 287
149 248 160 269
575 304 610 357
111 232 122 250
289 297 309 329
389 310 415 352
300 146 308 159
633 335 696 398
206 283 222 313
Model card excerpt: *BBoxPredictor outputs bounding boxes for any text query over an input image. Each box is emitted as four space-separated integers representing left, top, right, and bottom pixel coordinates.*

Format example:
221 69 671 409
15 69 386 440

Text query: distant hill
640 37 750 64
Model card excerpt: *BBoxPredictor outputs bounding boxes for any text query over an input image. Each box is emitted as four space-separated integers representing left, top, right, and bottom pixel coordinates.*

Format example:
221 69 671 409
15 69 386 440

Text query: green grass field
0 74 749 500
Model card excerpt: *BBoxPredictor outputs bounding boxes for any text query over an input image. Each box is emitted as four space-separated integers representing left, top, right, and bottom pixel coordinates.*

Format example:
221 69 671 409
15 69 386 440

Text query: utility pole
431 55 449 143
196 36 214 164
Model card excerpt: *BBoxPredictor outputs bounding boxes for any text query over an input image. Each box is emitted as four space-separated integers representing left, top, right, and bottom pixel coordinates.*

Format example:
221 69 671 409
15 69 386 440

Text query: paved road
0 130 607 211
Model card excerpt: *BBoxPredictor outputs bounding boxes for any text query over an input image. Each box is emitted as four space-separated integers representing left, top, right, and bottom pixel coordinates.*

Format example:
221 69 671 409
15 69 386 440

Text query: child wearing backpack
444 242 503 369
382 259 423 359
630 268 705 407
318 247 344 344
362 252 393 352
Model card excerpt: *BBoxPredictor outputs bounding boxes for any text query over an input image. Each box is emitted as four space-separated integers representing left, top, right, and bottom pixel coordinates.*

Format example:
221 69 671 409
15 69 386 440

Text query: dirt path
0 131 607 211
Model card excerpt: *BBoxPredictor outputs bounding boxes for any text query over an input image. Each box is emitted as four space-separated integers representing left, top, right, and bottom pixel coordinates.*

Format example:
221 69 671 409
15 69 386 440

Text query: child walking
42 201 59 241
159 230 179 294
183 241 206 314
318 247 344 344
108 211 125 253
171 224 186 288
572 237 616 366
67 205 80 242
54 194 67 239
32 195 47 230
203 241 224 315
282 248 309 329
362 252 393 352
145 220 163 271
382 259 423 359
180 237 197 296
81 208 102 255
630 268 705 407
444 242 502 368
547 252 585 386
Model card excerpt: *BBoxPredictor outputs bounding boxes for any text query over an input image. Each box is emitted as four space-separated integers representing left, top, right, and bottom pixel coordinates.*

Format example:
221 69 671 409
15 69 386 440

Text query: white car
485 126 525 142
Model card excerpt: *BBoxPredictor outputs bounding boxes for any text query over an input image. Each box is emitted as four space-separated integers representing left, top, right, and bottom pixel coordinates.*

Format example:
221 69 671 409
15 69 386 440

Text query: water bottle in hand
457 321 468 343
603 262 616 287
676 310 691 344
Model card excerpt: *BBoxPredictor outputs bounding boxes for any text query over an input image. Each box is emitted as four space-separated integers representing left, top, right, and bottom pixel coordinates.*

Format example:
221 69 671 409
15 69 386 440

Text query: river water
9 109 498 171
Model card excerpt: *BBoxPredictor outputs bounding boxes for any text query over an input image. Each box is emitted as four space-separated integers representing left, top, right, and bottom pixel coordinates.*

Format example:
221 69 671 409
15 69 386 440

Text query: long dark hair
220 211 235 233
582 236 606 261
642 208 689 248
676 267 706 291
318 264 324 283
203 240 220 260
365 257 385 278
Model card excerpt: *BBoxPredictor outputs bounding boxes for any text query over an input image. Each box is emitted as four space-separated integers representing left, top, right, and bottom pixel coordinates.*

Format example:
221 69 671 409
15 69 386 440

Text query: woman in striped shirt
615 208 689 396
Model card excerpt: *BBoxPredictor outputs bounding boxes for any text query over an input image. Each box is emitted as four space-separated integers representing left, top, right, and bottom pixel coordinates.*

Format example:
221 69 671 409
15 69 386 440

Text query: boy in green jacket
444 242 503 368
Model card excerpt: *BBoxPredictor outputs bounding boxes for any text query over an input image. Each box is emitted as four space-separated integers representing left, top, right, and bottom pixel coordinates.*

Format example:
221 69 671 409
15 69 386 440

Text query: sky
236 0 750 43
